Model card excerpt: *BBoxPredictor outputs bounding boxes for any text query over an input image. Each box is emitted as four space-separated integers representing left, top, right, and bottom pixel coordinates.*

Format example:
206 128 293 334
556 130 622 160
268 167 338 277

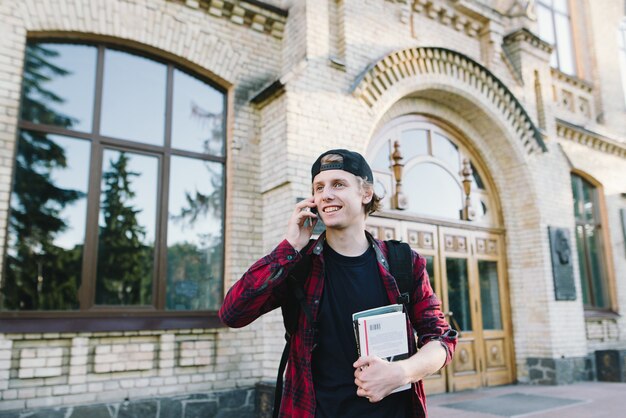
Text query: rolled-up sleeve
219 239 300 328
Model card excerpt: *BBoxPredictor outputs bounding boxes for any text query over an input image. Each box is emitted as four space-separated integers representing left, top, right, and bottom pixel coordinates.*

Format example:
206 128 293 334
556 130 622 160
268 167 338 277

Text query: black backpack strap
386 240 414 305
273 240 315 418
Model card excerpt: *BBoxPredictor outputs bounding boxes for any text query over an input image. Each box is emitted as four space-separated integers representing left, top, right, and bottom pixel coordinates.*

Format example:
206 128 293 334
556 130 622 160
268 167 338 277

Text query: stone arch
353 47 546 155
358 70 548 381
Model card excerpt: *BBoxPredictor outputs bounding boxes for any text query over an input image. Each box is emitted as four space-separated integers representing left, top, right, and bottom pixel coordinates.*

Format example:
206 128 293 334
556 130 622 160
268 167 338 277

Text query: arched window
368 115 497 226
571 173 612 310
1 41 226 327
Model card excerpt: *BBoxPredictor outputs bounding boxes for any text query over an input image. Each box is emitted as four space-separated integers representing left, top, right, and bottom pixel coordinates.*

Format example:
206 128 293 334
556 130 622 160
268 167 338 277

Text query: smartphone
305 206 317 227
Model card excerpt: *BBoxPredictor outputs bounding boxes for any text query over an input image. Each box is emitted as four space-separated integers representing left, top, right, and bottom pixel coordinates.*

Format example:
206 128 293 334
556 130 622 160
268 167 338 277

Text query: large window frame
0 38 230 332
571 171 618 314
536 0 579 76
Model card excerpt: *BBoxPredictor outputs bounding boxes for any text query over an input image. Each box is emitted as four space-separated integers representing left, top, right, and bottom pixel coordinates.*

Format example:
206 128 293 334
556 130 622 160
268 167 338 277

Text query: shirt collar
308 231 390 272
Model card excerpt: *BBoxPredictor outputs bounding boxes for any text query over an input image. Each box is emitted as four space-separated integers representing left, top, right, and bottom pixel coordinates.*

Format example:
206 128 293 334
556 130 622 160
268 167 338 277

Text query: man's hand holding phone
286 197 318 251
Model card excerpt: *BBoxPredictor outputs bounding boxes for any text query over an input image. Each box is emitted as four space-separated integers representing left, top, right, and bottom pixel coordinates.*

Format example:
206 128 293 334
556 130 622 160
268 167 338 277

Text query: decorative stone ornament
391 141 408 210
461 158 475 221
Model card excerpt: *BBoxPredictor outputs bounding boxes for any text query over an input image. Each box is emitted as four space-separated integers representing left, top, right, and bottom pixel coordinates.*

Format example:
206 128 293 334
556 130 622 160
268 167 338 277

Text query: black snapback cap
311 149 374 183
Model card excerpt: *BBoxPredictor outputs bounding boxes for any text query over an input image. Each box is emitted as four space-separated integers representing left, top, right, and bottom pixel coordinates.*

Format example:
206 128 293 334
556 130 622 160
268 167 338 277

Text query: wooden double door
366 218 515 393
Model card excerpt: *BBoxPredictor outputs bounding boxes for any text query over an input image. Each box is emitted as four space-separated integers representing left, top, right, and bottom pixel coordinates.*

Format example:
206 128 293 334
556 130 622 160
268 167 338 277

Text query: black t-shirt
312 242 410 418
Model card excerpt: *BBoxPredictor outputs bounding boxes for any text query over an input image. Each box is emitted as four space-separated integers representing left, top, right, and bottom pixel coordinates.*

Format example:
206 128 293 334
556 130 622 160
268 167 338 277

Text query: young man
219 149 457 417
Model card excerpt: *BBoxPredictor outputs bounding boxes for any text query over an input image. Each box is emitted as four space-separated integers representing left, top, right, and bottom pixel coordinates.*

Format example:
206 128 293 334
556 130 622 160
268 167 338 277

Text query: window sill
0 312 225 333
584 309 621 321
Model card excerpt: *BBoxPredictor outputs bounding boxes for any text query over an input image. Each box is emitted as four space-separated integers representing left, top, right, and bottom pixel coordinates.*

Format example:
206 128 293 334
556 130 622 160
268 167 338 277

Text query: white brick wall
0 0 625 412
18 348 64 379
93 343 155 373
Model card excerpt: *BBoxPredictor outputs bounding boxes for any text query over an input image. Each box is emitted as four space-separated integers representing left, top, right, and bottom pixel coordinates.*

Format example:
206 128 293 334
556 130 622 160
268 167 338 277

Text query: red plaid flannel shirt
219 233 457 417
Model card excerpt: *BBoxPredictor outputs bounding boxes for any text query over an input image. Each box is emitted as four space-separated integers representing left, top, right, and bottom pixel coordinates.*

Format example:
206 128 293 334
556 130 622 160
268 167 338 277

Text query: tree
96 152 153 305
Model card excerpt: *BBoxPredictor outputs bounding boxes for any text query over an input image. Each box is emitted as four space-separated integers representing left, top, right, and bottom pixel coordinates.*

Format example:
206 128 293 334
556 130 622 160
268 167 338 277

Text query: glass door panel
439 227 482 392
478 260 502 330
473 231 514 387
446 258 472 331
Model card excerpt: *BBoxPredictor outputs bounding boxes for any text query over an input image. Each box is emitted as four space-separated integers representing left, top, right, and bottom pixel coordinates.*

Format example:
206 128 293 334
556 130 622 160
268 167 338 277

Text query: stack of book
352 304 411 392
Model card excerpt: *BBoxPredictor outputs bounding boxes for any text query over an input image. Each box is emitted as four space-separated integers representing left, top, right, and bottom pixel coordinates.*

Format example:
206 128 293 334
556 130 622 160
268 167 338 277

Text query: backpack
272 239 415 418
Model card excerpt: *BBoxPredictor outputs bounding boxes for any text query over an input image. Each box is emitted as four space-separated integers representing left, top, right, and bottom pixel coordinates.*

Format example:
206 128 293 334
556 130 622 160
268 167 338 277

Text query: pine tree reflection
167 104 224 310
96 152 153 306
3 44 86 310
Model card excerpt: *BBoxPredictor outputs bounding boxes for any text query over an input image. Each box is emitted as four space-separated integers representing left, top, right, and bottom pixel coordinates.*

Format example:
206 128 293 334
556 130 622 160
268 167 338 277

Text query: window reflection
405 163 462 219
9 40 228 314
575 225 591 304
431 133 460 173
620 22 626 107
478 261 502 330
537 0 576 75
167 156 224 311
100 49 166 145
446 258 472 331
95 150 158 305
400 129 429 160
3 131 89 310
553 0 568 13
373 140 391 171
471 162 484 189
21 43 96 132
172 69 225 156
581 179 595 223
537 5 556 44
470 193 486 219
555 14 575 75
571 174 609 309
586 226 608 308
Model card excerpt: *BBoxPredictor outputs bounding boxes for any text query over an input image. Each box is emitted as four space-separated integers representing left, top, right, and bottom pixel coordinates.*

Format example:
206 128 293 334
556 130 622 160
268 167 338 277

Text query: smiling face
312 169 373 231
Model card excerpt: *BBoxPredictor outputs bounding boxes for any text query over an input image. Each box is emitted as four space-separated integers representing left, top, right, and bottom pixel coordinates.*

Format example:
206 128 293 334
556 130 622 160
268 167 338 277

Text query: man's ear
362 188 373 205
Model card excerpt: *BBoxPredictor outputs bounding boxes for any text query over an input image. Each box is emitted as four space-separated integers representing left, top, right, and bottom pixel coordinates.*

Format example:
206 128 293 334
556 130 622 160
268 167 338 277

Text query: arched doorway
366 114 515 393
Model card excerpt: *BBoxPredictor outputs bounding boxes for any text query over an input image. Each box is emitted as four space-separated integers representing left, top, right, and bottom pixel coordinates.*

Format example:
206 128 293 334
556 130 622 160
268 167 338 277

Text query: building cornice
550 68 593 94
503 28 553 55
556 120 626 158
174 0 287 39
352 46 547 154
412 0 485 37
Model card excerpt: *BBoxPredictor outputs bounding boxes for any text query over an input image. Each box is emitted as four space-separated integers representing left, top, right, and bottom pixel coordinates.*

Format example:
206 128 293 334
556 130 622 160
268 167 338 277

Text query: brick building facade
0 0 625 417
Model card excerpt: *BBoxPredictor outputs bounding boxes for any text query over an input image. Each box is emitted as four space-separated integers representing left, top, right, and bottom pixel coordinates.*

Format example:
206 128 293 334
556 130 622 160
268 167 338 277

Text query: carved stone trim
551 68 593 94
502 27 553 55
556 120 626 159
412 0 485 37
352 47 547 154
173 0 288 39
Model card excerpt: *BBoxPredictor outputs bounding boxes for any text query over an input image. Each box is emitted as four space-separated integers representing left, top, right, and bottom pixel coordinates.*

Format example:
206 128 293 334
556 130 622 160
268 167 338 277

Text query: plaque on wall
548 226 576 301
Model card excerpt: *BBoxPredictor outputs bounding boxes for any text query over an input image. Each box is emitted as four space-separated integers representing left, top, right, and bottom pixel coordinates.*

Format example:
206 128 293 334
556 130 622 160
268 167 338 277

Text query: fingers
285 198 318 251
356 386 379 403
354 357 391 404
294 196 316 212
291 199 317 225
353 356 376 369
